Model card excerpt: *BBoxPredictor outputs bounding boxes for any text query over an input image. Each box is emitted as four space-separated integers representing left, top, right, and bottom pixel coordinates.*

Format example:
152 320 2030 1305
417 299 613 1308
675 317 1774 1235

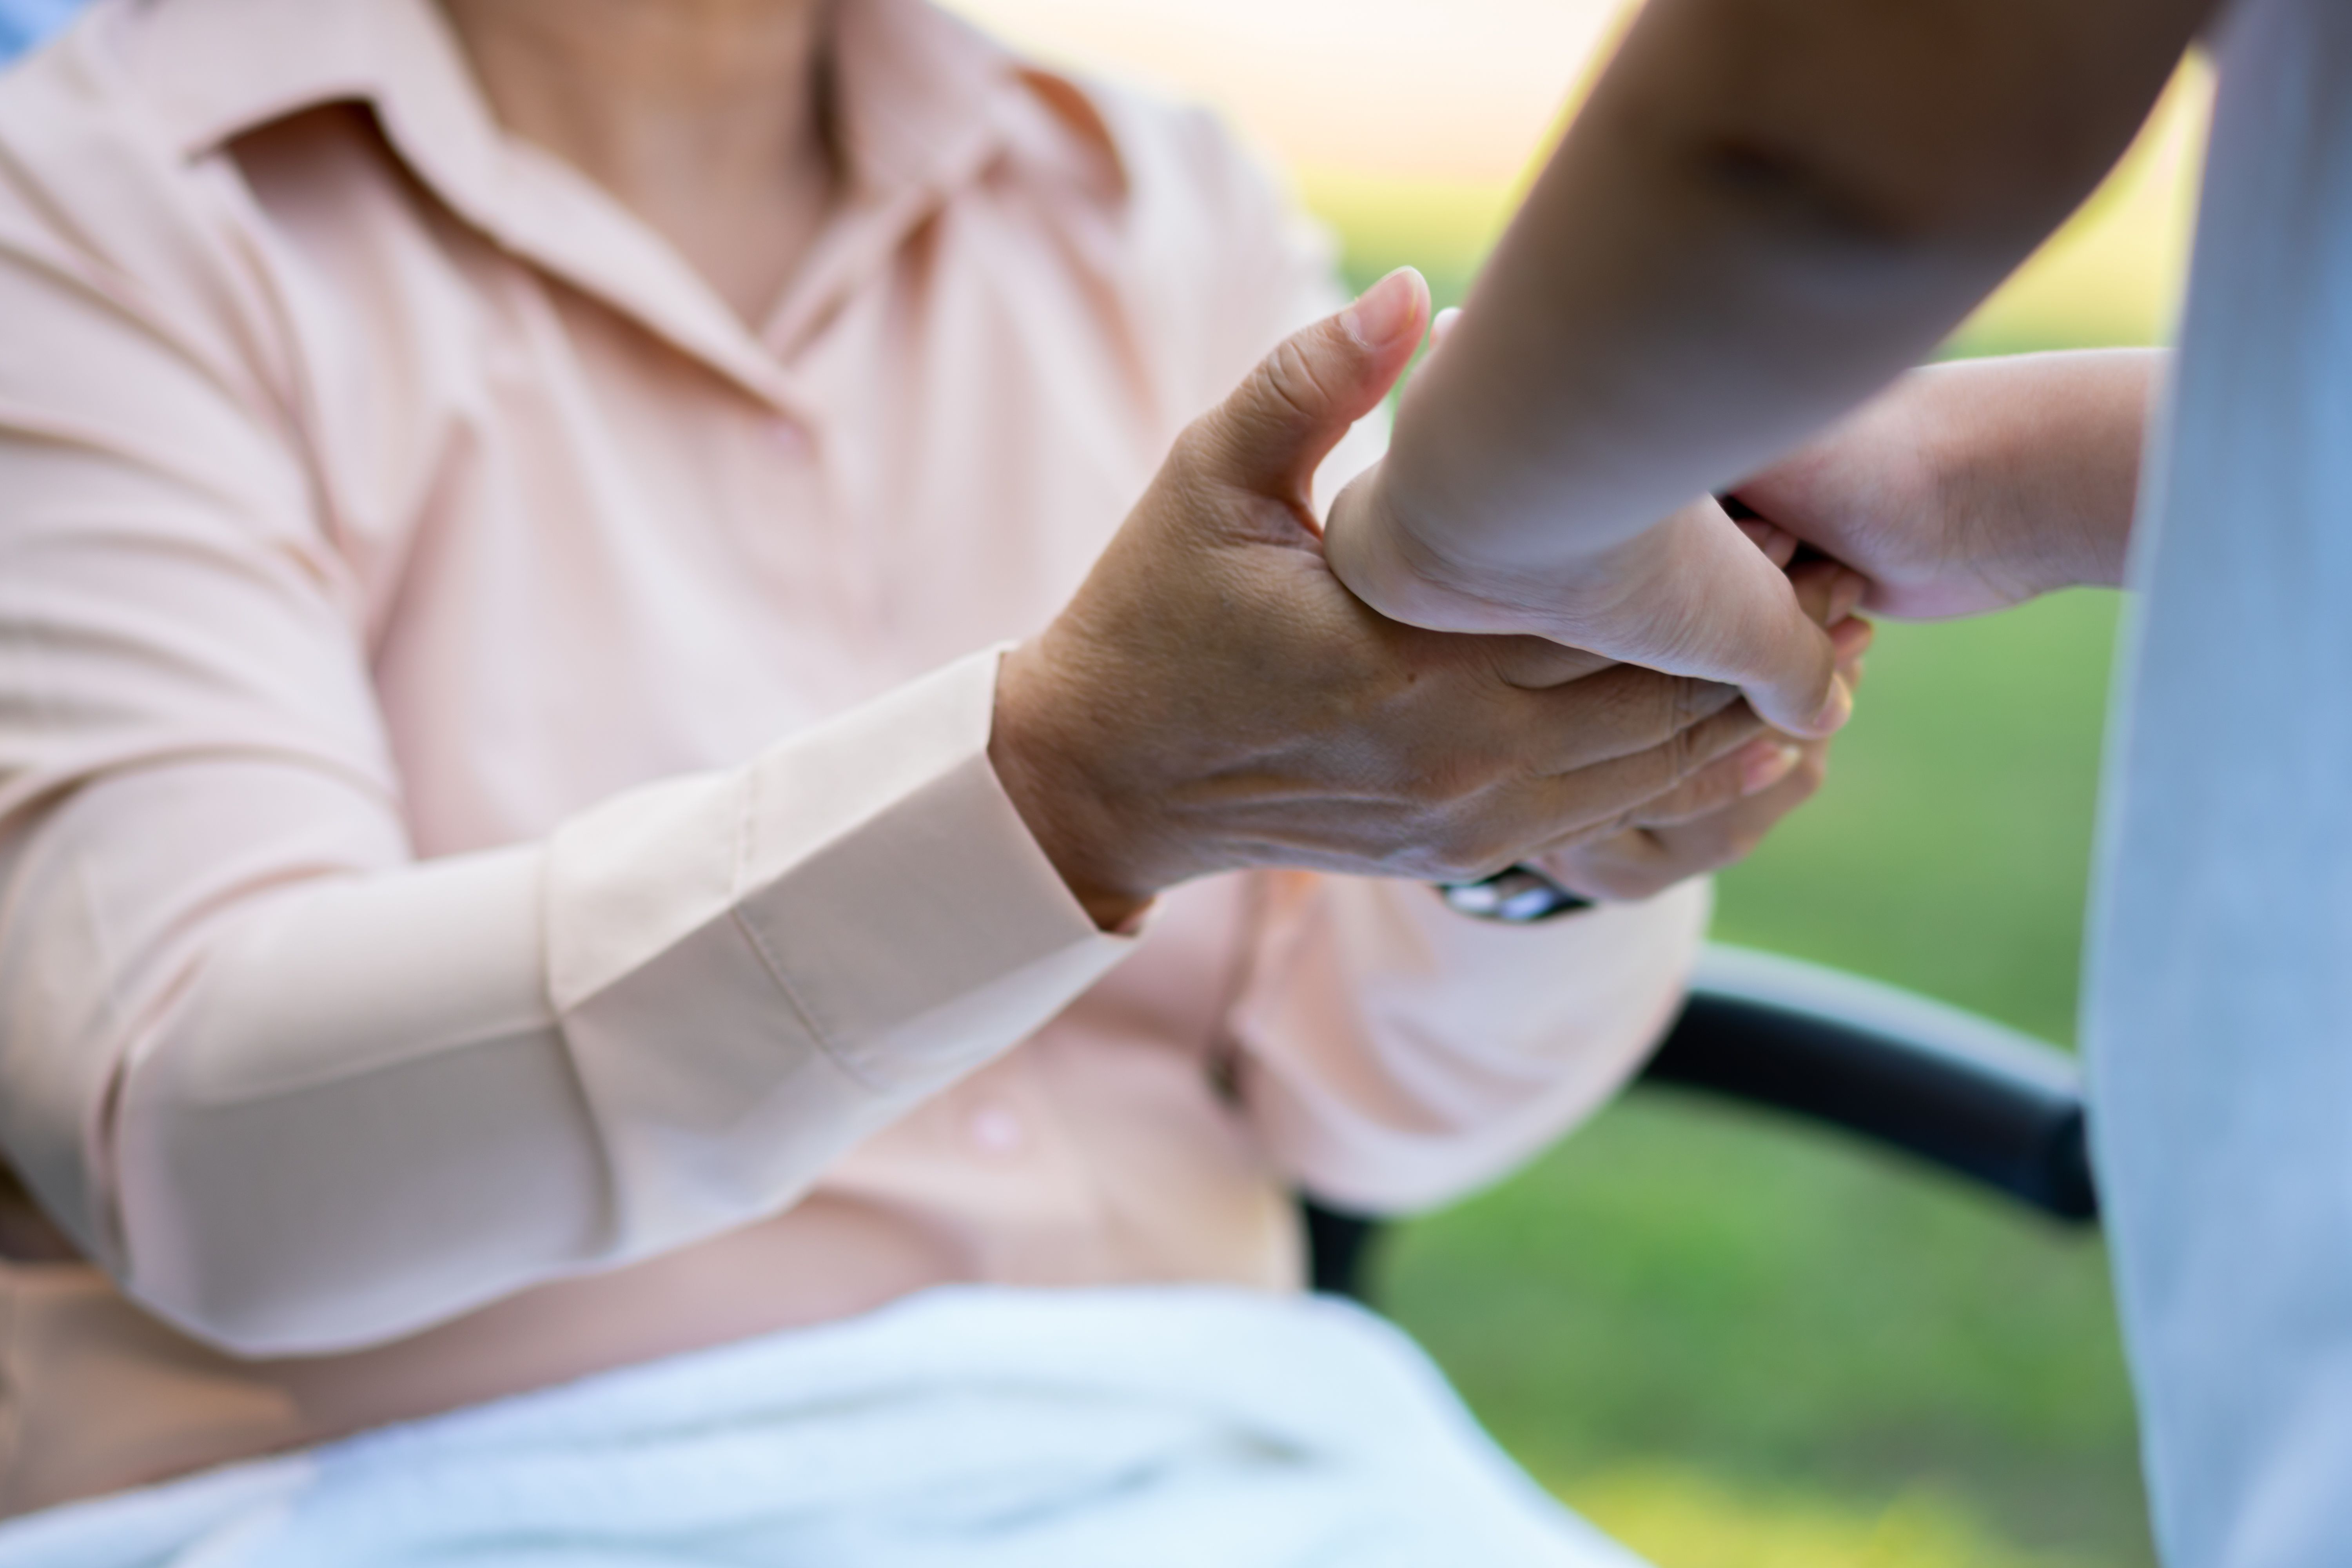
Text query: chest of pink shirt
0 0 1349 1505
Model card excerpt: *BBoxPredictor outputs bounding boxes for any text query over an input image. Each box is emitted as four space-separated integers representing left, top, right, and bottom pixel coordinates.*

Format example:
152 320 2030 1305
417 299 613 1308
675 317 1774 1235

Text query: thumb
1198 267 1429 499
1646 503 1853 738
1723 566 1853 739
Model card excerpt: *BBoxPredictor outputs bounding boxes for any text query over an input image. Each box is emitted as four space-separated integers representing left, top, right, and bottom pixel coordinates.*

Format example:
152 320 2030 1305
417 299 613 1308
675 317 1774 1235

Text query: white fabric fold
0 1286 1647 1568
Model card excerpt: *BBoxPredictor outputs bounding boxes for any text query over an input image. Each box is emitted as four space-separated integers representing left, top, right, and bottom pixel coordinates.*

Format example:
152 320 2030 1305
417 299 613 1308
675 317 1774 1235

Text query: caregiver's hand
992 270 1783 930
1728 349 2157 619
1311 0 2199 736
1321 310 1867 742
1326 466 1859 739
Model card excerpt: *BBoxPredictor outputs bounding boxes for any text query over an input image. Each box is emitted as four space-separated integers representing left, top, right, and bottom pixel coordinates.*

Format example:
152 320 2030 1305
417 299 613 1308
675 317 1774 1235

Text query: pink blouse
0 0 1705 1515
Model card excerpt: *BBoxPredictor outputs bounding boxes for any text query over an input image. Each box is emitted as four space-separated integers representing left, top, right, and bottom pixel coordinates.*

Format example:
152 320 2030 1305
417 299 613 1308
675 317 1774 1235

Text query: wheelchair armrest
1303 943 2096 1300
1639 944 2097 1223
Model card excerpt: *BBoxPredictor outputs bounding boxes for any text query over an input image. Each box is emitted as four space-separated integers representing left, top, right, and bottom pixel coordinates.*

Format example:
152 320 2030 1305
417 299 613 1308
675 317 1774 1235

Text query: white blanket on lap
0 1285 1646 1568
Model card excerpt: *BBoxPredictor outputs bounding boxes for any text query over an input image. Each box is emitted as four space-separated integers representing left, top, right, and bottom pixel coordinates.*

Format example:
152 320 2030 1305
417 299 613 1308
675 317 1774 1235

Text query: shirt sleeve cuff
731 646 1142 1087
543 646 1138 1247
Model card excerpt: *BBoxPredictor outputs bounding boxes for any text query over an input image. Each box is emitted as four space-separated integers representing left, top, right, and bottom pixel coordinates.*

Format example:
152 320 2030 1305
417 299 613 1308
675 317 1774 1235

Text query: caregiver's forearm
1728 348 2163 621
1375 0 2210 581
1902 348 2159 593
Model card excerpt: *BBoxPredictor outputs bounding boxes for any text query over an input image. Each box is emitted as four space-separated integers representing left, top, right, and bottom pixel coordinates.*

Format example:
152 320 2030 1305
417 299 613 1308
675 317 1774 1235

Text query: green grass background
1336 261 2152 1566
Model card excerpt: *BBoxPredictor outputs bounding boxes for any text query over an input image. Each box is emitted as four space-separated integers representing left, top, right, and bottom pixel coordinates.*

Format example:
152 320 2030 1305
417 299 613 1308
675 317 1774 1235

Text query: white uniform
2090 2 2352 1564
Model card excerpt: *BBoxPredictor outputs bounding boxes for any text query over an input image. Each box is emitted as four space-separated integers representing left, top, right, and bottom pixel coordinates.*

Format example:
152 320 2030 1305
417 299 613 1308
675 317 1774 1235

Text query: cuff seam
729 757 887 1095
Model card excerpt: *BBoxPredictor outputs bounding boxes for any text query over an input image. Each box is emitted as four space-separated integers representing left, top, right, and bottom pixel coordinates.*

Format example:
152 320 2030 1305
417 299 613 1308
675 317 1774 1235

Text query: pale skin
442 0 842 323
1568 353 2156 857
1735 349 2156 617
436 0 1858 931
1322 0 2216 736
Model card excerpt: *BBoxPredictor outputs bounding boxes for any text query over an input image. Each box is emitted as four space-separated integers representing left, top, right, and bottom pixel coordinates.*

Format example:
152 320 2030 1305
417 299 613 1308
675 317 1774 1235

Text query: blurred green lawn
1347 429 2147 1559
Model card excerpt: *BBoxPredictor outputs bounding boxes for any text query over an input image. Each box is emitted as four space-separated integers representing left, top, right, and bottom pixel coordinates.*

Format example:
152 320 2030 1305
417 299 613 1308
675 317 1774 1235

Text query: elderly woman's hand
1535 627 1866 903
1532 518 1870 902
992 270 1815 929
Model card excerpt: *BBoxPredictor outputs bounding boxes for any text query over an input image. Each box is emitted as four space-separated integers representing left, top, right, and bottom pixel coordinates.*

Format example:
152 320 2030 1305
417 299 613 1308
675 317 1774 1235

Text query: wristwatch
1436 863 1595 923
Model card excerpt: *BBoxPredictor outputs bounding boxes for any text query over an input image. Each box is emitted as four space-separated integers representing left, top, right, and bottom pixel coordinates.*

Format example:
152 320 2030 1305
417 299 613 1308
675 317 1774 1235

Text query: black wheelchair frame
1302 943 2096 1301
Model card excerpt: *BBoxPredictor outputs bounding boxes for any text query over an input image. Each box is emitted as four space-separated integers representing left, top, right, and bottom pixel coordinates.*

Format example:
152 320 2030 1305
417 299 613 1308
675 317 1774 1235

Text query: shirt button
967 1103 1026 1157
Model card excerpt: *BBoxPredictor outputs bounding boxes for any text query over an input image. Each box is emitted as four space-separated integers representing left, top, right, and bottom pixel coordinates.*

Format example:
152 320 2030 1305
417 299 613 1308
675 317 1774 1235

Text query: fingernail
1428 306 1463 348
1740 739 1804 795
1343 267 1422 350
1809 672 1855 734
1831 616 1874 659
1739 520 1798 568
1830 570 1867 624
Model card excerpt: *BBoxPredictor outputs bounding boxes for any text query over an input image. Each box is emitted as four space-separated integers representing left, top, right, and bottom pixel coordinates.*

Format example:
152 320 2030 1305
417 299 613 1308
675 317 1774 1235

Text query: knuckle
1417 756 1488 809
1671 763 1741 818
1590 668 1722 762
1586 807 1641 845
1452 808 1547 883
1258 336 1340 427
1164 423 1232 493
1583 860 1662 903
1424 840 1513 887
1628 672 1695 741
1666 675 1718 734
1427 709 1529 800
1391 722 1503 807
1668 720 1717 781
1167 420 1215 470
1578 671 1682 757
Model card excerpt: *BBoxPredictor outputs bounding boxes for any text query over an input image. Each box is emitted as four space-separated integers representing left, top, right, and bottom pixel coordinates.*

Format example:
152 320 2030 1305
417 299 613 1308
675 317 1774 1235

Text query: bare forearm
1920 349 2156 593
1377 0 2207 579
1732 348 2162 620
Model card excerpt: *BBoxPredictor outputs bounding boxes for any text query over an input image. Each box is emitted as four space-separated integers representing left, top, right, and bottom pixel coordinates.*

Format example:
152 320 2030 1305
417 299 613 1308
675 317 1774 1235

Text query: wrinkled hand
1323 310 1866 740
991 272 1800 929
1539 609 1869 902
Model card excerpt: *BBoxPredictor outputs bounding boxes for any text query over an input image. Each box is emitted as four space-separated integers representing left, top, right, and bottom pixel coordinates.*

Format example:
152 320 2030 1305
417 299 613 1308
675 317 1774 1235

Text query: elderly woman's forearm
22 658 1131 1357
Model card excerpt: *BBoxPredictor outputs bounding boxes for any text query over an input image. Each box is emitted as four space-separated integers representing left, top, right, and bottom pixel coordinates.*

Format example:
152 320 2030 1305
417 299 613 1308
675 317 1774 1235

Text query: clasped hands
993 269 1872 930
